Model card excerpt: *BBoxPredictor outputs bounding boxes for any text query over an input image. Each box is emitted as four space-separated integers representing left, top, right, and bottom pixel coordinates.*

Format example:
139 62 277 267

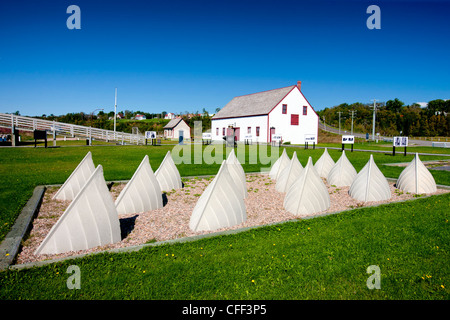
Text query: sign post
145 131 157 145
33 130 47 148
244 134 253 145
202 133 212 145
304 134 316 149
341 135 355 152
393 136 408 156
271 134 282 147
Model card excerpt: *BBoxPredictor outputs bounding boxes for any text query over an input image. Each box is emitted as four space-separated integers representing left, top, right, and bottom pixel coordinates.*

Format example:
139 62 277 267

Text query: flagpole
114 88 117 133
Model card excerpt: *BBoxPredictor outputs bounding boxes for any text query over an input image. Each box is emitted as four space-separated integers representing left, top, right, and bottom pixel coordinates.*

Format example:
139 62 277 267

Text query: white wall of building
211 115 268 144
164 121 191 140
211 87 318 144
268 88 318 144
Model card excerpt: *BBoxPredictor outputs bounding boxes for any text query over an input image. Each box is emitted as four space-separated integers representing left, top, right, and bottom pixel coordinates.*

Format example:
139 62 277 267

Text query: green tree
426 99 446 117
385 98 404 113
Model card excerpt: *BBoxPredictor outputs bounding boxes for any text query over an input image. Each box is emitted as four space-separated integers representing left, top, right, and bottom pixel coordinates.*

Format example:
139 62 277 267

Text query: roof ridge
163 118 182 128
232 85 296 98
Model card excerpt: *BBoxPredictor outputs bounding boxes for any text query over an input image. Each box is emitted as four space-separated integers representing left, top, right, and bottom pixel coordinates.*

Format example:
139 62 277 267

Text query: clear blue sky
0 0 449 116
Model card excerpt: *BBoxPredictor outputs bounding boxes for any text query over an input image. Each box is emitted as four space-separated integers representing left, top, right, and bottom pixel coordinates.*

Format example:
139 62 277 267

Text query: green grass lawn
0 143 449 300
316 141 450 155
0 192 448 299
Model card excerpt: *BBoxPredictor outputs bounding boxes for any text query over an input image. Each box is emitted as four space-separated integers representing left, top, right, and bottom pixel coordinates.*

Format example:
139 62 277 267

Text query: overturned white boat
155 151 183 192
225 149 247 199
283 157 330 216
53 151 96 201
396 153 437 194
189 160 246 232
35 165 121 255
349 155 391 202
269 148 290 180
115 155 163 214
276 151 303 193
327 150 357 187
314 148 335 178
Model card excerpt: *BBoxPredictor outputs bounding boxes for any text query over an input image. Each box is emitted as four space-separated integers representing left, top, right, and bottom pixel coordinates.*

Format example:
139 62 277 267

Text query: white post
53 120 56 146
351 112 353 135
337 111 342 135
11 114 15 147
349 110 356 135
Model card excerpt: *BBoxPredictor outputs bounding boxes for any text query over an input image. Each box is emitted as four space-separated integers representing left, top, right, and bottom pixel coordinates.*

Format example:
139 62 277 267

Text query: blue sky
0 0 449 116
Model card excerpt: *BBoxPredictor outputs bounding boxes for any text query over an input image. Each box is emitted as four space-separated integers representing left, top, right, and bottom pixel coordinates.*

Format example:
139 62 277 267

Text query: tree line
35 109 214 134
317 99 450 137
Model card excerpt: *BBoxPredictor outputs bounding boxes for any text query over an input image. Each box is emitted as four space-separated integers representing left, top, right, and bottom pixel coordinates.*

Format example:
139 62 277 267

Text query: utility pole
114 88 117 134
372 99 377 141
349 110 357 135
337 111 343 135
322 116 326 131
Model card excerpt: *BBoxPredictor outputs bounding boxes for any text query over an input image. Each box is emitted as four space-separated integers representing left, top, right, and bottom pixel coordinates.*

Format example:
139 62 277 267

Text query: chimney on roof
297 81 302 91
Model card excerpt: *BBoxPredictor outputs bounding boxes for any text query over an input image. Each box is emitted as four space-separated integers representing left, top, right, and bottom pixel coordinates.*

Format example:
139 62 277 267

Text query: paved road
432 165 450 171
318 121 441 147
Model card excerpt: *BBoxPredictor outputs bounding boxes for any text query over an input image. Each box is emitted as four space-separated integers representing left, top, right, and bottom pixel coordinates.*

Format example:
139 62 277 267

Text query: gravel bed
16 174 449 264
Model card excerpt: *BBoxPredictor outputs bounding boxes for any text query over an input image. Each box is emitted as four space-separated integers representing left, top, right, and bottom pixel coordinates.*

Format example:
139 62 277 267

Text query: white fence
432 142 450 148
0 113 146 145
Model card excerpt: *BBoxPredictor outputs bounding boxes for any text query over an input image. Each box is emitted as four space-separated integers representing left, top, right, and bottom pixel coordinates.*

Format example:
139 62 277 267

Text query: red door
270 127 276 142
234 127 240 142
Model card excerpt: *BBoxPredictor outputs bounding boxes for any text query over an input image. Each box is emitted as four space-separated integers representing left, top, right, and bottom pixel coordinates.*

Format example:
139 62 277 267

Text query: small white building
211 81 319 144
164 112 176 120
163 119 191 140
135 114 146 120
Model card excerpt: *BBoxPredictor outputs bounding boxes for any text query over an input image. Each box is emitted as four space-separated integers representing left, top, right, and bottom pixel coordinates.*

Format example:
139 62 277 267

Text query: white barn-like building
211 81 319 144
163 118 191 140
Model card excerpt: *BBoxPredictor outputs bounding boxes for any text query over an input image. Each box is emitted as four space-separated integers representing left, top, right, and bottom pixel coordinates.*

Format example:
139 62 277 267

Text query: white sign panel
393 136 408 147
342 135 355 144
202 133 212 139
244 134 253 140
305 134 316 142
271 134 282 142
145 131 157 139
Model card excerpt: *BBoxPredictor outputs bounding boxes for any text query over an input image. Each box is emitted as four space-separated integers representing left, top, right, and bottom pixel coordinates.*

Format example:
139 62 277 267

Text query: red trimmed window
247 127 251 134
282 104 287 114
216 127 219 135
256 126 260 137
303 106 307 115
222 127 225 135
291 114 299 125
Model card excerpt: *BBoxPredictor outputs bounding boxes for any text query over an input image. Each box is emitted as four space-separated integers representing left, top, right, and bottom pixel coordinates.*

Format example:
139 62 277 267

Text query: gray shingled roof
212 85 296 119
163 119 182 129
